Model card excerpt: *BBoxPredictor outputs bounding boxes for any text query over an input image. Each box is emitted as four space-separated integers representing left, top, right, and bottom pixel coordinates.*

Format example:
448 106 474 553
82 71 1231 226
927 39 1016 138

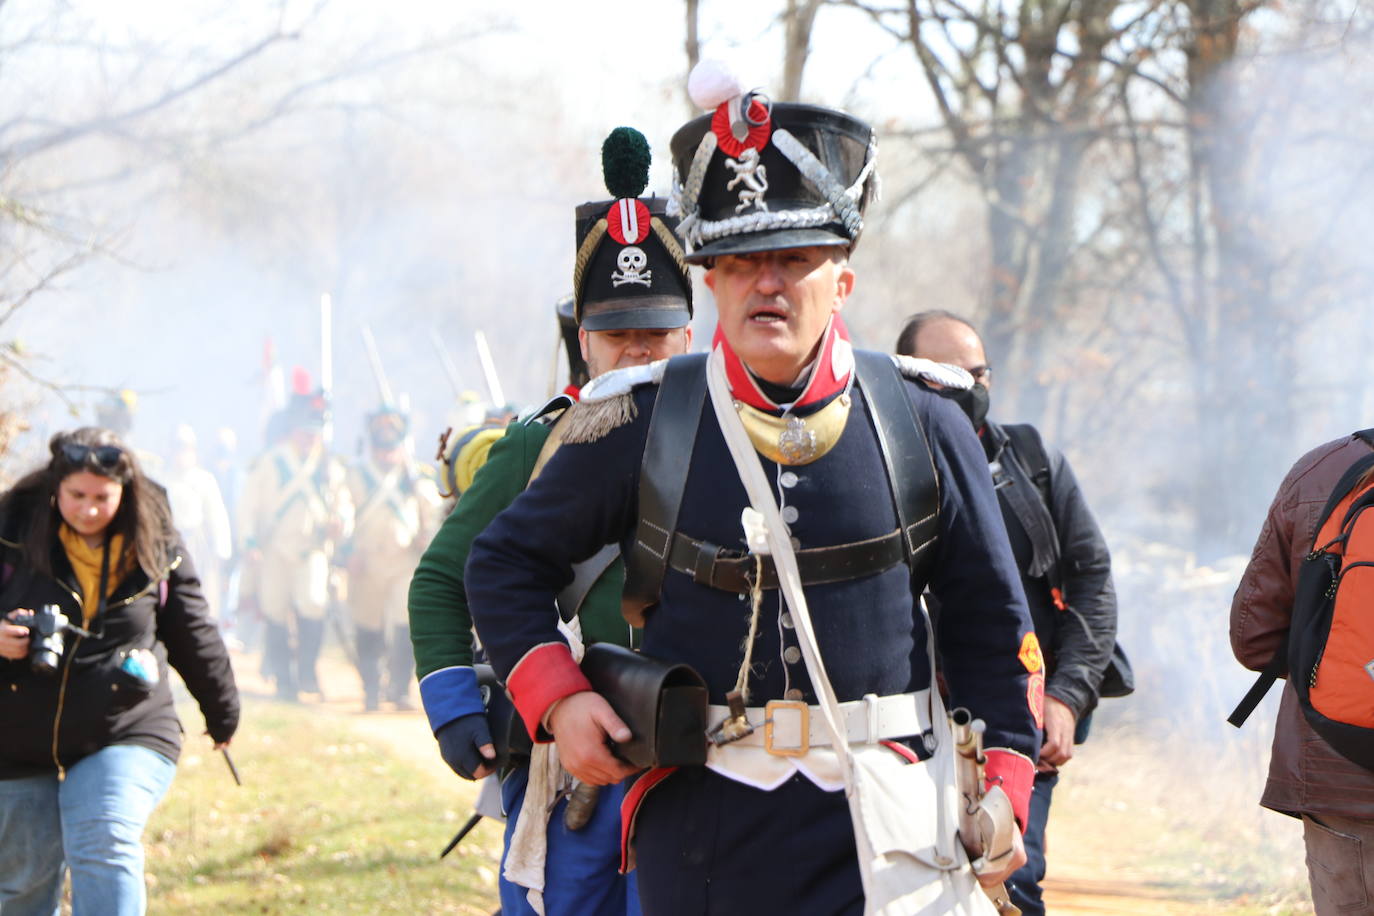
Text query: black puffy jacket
0 491 239 779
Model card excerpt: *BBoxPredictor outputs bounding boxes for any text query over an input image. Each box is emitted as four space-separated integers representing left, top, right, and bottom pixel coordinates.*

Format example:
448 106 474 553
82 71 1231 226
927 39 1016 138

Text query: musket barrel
430 331 464 397
474 330 506 407
360 324 395 406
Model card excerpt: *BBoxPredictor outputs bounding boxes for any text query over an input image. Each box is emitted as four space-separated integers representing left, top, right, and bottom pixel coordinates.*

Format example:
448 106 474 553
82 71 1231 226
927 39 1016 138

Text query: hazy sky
4 0 933 464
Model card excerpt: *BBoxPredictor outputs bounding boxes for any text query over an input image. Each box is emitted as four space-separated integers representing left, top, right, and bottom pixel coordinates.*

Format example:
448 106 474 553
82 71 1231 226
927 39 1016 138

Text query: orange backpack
1230 430 1374 769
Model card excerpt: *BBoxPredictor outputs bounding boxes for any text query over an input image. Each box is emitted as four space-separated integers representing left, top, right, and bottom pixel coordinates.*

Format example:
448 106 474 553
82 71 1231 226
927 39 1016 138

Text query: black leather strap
668 528 906 593
557 543 620 623
525 394 574 425
997 422 1061 585
852 351 940 583
625 350 939 615
622 353 710 622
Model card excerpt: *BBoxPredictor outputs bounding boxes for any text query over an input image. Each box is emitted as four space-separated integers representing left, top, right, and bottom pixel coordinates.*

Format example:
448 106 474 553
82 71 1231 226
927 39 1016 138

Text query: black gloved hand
435 713 495 781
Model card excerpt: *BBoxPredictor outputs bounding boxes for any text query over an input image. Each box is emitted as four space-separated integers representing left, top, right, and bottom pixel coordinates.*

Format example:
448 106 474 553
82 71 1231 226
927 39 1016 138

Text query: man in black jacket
898 310 1123 916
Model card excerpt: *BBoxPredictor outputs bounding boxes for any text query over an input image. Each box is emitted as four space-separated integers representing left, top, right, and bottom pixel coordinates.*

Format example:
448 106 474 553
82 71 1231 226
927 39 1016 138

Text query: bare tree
834 0 1178 430
0 1 487 459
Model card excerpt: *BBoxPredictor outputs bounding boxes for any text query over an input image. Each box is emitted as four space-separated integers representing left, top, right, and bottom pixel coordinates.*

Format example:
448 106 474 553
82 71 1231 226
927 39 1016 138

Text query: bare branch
8 28 299 161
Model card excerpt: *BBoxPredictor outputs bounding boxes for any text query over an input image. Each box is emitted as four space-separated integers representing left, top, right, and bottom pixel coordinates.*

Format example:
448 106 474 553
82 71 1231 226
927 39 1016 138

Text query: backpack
1000 423 1134 699
1228 429 1374 769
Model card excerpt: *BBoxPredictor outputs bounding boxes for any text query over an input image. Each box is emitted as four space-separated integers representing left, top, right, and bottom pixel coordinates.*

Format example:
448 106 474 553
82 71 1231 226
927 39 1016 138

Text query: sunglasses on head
60 442 124 470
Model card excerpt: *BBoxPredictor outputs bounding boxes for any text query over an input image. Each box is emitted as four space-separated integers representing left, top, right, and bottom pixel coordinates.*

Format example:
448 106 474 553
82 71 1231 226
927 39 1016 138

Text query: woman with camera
0 427 239 916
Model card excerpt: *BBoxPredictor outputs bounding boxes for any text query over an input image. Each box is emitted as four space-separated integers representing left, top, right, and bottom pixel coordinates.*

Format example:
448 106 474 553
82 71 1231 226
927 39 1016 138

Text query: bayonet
360 325 395 407
430 330 464 399
474 329 506 408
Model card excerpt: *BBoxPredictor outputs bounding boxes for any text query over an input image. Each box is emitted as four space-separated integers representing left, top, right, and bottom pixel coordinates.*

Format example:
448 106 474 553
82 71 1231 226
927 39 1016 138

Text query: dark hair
894 309 980 357
0 426 175 580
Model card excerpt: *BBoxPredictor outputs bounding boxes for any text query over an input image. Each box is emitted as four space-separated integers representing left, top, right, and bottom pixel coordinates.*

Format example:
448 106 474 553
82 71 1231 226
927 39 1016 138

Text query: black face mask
938 382 990 431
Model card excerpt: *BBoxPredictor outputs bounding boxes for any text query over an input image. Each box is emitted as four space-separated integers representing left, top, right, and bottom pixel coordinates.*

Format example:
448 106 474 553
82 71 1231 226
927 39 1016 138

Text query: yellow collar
734 393 853 466
57 526 126 626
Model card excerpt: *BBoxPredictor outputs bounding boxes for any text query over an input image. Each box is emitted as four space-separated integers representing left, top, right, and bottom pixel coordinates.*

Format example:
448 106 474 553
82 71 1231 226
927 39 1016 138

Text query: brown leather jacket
1231 431 1374 818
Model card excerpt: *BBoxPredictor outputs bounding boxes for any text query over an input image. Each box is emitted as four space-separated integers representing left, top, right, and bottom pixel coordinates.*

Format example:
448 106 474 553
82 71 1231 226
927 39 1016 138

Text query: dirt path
1043 870 1213 915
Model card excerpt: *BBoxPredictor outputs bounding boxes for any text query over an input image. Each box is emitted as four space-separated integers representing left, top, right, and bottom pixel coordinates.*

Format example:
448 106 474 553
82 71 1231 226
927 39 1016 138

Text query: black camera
20 604 92 676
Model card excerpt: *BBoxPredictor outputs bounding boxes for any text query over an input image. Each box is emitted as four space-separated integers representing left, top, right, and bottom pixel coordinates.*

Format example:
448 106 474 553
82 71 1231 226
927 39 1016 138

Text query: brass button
784 688 805 701
781 506 799 524
783 646 802 664
780 612 794 629
779 471 799 488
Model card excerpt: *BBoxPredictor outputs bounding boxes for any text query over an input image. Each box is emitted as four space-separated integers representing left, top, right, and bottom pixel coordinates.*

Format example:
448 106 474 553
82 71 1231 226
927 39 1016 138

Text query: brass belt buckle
763 700 810 757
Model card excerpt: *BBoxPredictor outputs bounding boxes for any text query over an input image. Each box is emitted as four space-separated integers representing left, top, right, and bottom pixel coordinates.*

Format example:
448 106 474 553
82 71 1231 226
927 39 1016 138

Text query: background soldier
408 127 693 916
238 385 353 701
466 73 1040 914
164 423 234 625
898 310 1128 916
346 404 442 711
94 389 162 478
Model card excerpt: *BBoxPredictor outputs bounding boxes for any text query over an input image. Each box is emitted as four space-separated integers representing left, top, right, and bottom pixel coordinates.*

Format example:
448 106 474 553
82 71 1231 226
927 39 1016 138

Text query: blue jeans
1005 769 1058 916
0 744 177 916
499 767 640 916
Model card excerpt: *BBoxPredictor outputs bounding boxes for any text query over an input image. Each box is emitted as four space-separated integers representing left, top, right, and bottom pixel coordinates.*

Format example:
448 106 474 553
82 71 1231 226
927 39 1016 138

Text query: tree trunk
1183 0 1287 556
780 0 825 102
684 0 701 114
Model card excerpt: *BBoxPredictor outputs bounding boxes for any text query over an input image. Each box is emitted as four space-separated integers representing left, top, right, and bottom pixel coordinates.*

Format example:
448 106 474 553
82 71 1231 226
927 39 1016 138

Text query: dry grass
145 698 504 914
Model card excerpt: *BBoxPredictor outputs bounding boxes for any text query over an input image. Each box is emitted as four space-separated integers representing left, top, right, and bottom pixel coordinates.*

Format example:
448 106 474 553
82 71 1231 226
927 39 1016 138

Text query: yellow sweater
57 526 128 626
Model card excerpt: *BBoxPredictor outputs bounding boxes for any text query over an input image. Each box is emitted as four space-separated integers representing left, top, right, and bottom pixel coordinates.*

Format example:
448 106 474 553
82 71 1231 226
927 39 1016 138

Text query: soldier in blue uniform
466 72 1042 915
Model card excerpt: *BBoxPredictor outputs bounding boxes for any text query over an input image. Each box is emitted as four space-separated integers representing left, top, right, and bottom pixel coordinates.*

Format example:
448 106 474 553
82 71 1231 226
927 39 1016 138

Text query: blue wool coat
466 356 1039 760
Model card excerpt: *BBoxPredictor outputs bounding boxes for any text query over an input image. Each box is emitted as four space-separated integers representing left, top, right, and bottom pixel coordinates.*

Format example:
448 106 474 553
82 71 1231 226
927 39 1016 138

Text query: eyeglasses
60 442 125 470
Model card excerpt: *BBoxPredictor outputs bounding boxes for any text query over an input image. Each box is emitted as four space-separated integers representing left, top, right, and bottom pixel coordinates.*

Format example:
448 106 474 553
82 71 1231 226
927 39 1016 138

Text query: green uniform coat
409 409 634 698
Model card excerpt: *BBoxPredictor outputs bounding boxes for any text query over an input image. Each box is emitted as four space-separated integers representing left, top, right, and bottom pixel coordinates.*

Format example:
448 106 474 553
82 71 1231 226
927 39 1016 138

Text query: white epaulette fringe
561 358 670 444
892 355 974 391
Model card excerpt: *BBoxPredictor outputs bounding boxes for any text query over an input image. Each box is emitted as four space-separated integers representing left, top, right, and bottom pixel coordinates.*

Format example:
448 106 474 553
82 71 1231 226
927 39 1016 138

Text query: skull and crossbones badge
606 197 654 288
613 246 652 287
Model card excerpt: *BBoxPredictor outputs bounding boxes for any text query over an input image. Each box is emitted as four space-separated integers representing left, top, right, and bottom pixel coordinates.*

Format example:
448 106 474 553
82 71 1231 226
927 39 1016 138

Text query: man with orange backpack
1231 429 1374 915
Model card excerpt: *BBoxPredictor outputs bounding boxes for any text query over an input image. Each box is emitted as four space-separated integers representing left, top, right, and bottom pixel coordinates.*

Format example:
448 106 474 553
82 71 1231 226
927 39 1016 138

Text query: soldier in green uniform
407 127 693 916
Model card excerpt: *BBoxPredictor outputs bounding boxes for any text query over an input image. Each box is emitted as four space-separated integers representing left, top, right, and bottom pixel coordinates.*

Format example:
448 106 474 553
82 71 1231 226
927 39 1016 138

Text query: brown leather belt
667 528 905 594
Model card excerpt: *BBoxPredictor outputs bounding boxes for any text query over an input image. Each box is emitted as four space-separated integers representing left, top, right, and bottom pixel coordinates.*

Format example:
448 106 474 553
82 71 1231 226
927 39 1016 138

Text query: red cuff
506 643 593 742
984 749 1035 831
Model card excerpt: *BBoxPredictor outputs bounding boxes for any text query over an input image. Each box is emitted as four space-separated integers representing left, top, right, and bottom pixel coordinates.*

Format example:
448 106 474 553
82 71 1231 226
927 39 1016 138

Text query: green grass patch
146 700 502 914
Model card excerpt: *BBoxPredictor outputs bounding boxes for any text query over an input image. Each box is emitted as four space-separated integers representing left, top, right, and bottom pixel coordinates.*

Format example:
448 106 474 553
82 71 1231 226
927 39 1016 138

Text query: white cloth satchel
705 346 996 916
